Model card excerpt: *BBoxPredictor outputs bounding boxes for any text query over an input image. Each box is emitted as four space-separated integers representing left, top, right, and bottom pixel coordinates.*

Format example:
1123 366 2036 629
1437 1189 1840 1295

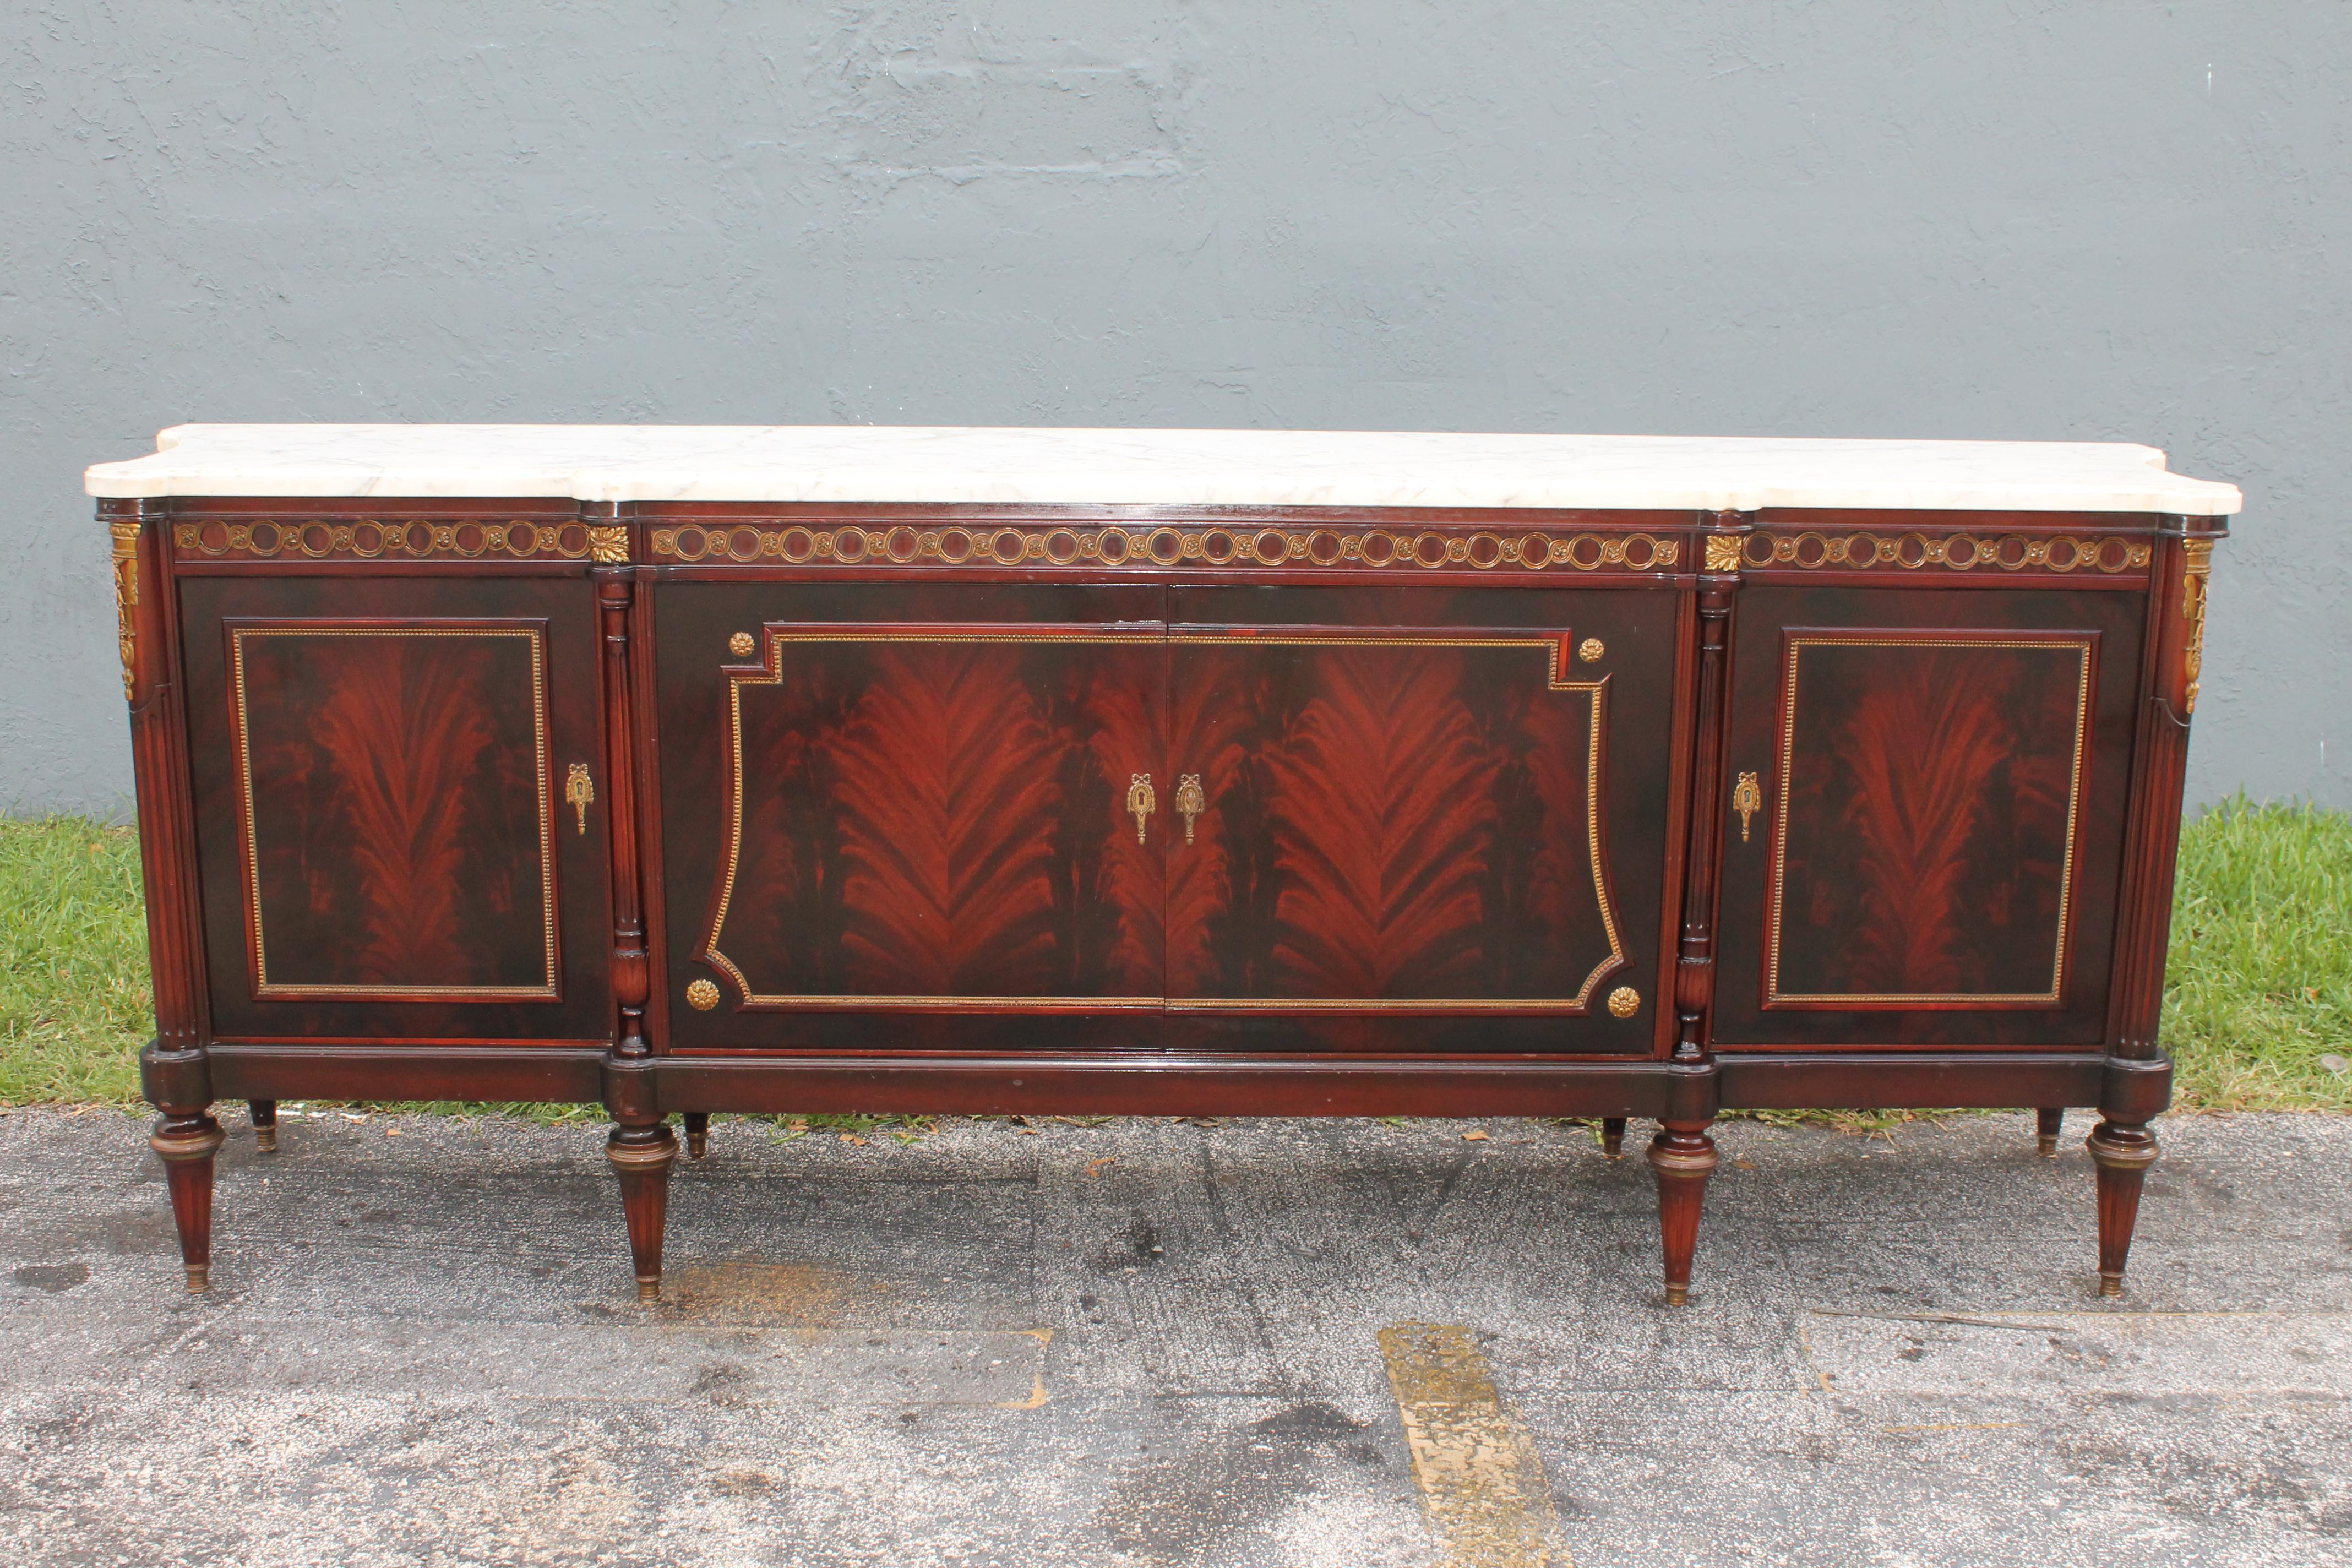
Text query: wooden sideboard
89 427 2240 1305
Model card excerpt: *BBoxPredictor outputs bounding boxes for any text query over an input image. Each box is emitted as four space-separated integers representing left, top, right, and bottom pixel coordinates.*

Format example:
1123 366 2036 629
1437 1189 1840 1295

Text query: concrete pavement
1 1105 2346 1566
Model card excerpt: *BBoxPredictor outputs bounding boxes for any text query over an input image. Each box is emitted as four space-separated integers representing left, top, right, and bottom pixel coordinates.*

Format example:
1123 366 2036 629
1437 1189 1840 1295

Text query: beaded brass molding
1742 530 2151 575
109 519 140 702
651 521 1681 574
173 518 606 563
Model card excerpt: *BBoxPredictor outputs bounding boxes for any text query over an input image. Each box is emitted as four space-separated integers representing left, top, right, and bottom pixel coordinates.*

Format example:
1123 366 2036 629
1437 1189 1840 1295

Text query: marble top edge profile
84 423 2245 515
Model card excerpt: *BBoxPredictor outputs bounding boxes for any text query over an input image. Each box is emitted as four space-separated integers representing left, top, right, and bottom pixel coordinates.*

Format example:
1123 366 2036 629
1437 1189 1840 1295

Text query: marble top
84 424 2244 515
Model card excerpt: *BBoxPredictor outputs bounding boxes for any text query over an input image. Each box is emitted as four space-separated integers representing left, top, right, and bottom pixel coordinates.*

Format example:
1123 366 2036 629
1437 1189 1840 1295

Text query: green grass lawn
4 800 2346 1115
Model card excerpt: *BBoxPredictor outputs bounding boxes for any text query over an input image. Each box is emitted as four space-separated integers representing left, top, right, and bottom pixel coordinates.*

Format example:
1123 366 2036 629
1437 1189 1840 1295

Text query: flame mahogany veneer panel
1711 586 2145 1049
651 582 1674 1055
1770 636 2092 1005
1163 589 1672 1044
178 575 613 1042
706 628 1167 1006
232 623 557 997
654 583 1173 1049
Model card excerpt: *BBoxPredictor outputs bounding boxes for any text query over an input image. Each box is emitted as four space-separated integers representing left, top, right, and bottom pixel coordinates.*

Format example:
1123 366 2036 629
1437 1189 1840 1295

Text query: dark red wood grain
1767 634 2092 1005
232 623 553 995
1167 631 1610 1005
705 625 1166 1002
176 575 612 1042
1711 585 2147 1049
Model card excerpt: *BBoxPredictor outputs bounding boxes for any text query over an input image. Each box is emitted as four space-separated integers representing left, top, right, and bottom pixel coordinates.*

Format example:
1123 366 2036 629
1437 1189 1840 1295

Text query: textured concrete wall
5 2 2345 814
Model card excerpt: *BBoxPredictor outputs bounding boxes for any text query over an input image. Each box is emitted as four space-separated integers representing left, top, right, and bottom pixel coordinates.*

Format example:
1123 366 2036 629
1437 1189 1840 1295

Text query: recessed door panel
1164 586 1674 1047
231 624 557 999
1767 634 2092 1006
1713 586 2145 1048
655 583 1169 1033
179 575 612 1043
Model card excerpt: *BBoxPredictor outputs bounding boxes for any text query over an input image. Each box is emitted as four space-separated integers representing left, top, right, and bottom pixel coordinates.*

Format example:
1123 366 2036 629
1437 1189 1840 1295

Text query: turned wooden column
1646 510 1744 1304
109 498 227 1292
592 525 679 1298
2086 515 2222 1294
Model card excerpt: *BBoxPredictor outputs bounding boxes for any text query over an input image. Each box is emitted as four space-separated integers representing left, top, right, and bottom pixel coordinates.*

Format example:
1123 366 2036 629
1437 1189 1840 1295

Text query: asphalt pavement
1 1104 2346 1566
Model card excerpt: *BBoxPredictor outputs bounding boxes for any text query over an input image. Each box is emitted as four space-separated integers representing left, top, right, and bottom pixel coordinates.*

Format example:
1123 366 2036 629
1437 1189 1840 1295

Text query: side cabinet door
654 582 1167 1046
1164 586 1675 1053
1712 586 2146 1048
178 575 613 1043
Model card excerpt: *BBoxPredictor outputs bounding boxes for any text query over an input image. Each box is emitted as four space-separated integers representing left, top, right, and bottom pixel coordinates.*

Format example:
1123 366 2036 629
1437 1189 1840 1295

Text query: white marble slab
84 424 2244 514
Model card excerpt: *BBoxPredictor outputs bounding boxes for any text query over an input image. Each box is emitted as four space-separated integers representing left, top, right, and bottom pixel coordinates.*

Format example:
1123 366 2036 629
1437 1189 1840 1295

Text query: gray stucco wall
5 2 2344 816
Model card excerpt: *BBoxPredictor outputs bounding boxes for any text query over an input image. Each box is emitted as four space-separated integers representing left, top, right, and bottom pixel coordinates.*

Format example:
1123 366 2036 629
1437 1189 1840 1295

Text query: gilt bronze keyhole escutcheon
1174 774 1205 843
1126 772 1156 844
564 763 594 834
1733 771 1761 842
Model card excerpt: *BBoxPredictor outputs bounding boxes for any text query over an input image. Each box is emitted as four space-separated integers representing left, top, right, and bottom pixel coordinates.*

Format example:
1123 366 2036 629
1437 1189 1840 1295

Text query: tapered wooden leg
249 1099 279 1153
1647 1119 1719 1306
2087 1120 2157 1297
1600 1118 1627 1158
607 1120 679 1301
150 1111 226 1292
683 1112 710 1162
2035 1107 2064 1158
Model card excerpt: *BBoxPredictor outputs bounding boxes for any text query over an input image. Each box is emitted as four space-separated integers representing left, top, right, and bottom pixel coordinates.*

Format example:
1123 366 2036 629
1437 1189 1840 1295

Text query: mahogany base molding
100 477 2228 1308
168 1041 2171 1302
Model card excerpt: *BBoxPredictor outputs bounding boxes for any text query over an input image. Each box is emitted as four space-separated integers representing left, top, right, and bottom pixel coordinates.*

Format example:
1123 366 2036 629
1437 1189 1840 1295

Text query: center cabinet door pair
651 584 1680 1056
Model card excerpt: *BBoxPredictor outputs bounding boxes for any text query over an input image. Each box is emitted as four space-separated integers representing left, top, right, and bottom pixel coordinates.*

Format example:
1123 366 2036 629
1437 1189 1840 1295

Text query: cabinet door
655 583 1166 1038
1711 586 2145 1047
178 575 613 1043
1164 586 1674 1050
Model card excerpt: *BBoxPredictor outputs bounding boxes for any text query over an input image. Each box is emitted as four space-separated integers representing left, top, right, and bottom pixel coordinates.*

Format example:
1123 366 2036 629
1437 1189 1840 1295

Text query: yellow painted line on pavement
1379 1322 1569 1568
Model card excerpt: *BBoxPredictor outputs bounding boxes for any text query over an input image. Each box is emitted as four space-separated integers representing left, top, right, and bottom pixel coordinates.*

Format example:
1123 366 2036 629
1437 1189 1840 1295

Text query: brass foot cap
184 1266 210 1293
1664 1283 1690 1307
255 1129 279 1153
2099 1273 2124 1298
2037 1138 2057 1157
636 1279 661 1302
687 1136 708 1161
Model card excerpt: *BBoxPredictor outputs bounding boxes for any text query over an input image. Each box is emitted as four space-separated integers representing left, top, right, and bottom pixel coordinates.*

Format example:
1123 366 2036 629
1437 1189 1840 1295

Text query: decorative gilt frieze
108 519 139 703
172 518 604 563
650 521 1682 574
1741 530 2152 575
2180 538 2214 715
